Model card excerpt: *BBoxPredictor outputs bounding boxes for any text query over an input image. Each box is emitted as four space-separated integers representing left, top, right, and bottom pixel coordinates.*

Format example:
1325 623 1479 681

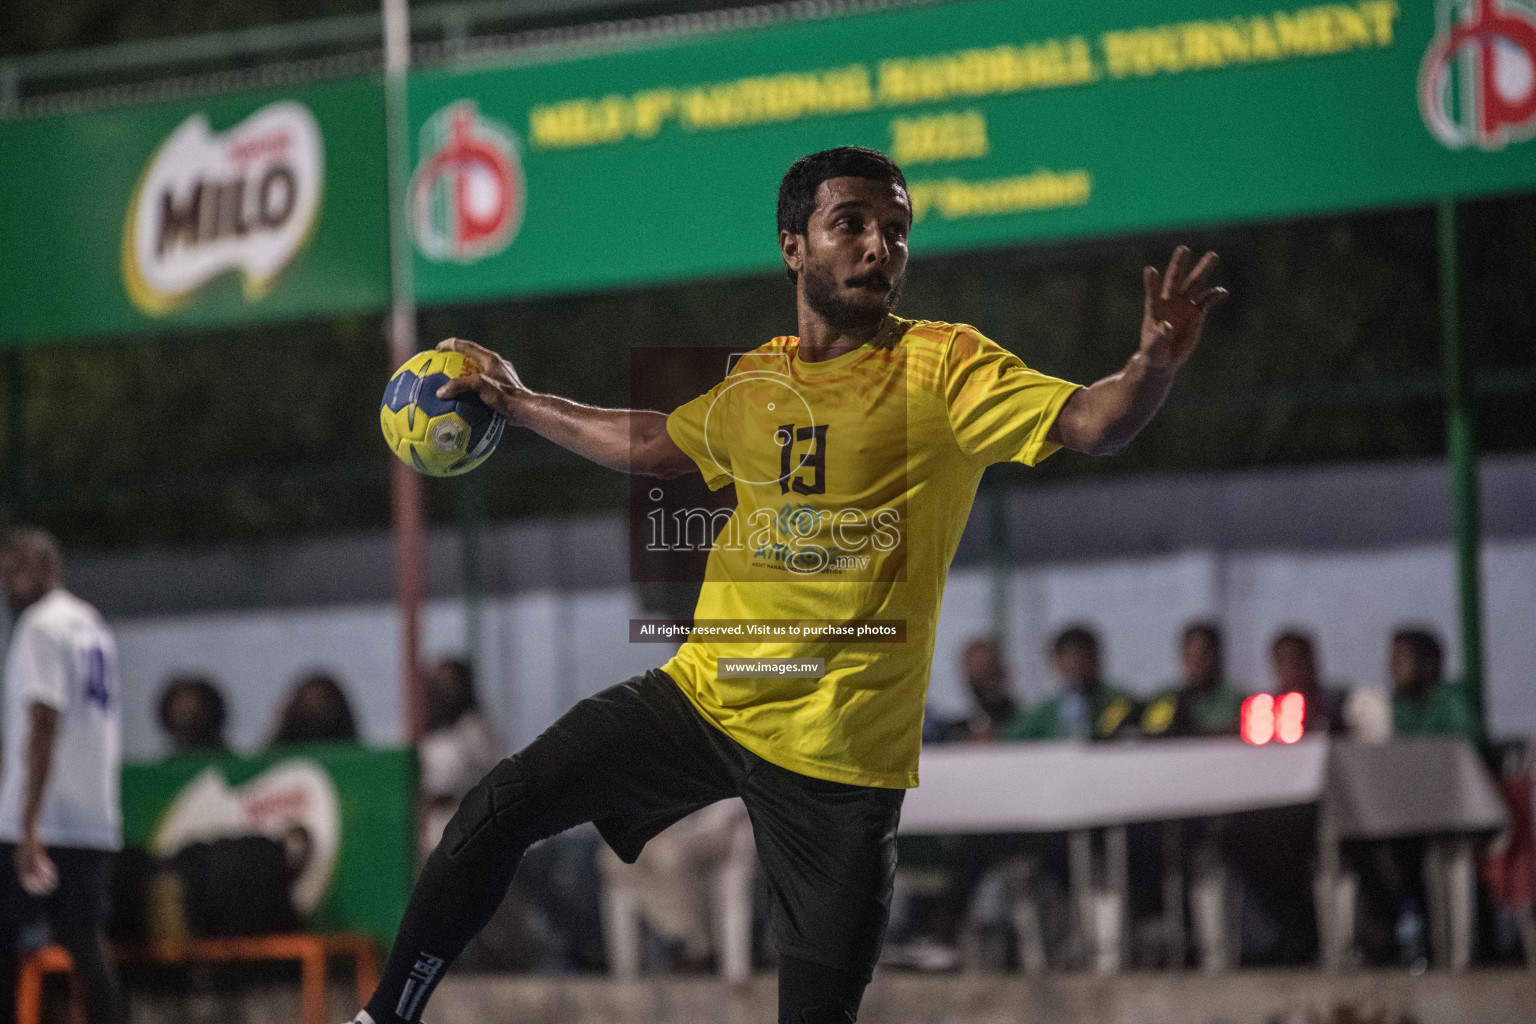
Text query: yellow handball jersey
661 316 1081 788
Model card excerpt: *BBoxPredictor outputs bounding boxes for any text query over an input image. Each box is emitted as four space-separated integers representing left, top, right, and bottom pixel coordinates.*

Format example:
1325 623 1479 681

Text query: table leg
301 947 327 1024
354 942 381 1010
1424 838 1476 971
1161 822 1186 970
16 959 44 1024
601 885 643 978
1009 881 1048 977
714 858 754 984
1101 825 1128 974
1448 838 1474 972
1314 811 1343 972
1068 829 1093 970
1189 831 1229 974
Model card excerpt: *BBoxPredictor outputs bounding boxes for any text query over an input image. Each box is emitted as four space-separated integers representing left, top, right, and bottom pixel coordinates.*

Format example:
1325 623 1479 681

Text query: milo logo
122 101 324 314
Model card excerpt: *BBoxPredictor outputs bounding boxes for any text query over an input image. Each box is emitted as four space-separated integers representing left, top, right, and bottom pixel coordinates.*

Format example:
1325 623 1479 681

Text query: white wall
113 587 671 760
925 539 1536 742
107 539 1536 761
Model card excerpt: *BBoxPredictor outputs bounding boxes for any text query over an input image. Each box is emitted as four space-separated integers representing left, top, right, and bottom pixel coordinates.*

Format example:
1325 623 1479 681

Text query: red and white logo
1420 0 1536 149
410 101 524 263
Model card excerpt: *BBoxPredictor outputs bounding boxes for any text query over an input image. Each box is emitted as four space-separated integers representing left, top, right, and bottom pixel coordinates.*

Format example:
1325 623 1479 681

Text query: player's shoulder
24 590 107 639
892 318 995 361
888 319 999 390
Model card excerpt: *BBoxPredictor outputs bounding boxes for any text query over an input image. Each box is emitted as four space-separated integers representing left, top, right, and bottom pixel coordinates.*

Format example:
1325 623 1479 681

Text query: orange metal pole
383 0 424 745
390 453 425 743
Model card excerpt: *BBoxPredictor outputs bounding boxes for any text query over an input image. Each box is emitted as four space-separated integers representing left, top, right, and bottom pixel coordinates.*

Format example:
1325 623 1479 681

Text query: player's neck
795 306 892 363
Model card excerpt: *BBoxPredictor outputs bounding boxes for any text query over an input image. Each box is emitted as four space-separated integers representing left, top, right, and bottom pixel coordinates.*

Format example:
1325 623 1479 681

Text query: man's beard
802 257 903 335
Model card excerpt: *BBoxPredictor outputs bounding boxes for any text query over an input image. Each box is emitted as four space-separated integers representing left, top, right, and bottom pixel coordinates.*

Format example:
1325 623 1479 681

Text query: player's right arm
433 337 697 479
15 701 60 896
10 620 66 896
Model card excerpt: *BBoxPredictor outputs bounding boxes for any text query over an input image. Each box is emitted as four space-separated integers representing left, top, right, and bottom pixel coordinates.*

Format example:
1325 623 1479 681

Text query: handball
380 349 506 477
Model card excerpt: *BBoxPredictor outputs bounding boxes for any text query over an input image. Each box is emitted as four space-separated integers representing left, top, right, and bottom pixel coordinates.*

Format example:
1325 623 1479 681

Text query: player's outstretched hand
1140 246 1228 371
435 337 533 423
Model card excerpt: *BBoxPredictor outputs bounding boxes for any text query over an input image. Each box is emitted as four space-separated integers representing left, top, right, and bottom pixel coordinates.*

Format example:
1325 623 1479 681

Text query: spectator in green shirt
1141 622 1244 738
1390 627 1484 744
1003 625 1137 741
1349 628 1485 966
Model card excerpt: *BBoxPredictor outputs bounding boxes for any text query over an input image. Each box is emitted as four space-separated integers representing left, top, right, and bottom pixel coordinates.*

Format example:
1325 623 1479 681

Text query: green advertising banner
405 0 1536 305
2 0 1534 342
120 745 415 949
0 77 390 346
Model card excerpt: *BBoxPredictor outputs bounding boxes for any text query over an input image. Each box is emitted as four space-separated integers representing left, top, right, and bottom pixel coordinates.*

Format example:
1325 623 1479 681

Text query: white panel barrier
108 539 1536 760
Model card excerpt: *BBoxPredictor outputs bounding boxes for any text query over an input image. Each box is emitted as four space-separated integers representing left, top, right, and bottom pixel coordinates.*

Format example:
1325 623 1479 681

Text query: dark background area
0 0 775 67
4 0 1533 549
3 191 1534 547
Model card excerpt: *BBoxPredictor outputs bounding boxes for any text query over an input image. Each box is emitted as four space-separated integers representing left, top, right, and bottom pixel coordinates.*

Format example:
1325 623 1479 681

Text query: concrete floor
428 969 1536 1024
93 968 1536 1024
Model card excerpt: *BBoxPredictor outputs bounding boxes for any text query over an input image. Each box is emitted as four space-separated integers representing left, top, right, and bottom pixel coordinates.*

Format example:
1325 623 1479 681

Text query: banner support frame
1437 198 1484 728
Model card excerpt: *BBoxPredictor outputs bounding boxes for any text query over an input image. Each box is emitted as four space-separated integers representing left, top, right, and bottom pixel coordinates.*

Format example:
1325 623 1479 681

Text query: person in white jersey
0 528 121 1024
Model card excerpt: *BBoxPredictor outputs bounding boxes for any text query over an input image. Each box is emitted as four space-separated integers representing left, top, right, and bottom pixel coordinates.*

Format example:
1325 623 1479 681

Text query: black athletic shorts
0 844 115 932
513 668 904 981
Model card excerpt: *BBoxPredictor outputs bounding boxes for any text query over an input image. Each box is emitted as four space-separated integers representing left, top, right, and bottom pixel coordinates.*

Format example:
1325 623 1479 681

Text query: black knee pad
440 755 536 859
778 955 864 1024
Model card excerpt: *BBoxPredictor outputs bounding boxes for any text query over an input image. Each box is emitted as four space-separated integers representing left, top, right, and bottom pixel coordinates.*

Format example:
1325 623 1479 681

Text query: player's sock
365 754 561 1024
342 1013 375 1024
363 839 522 1024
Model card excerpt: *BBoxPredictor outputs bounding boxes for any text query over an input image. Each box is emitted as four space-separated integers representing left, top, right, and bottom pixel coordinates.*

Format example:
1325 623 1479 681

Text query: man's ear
779 229 804 278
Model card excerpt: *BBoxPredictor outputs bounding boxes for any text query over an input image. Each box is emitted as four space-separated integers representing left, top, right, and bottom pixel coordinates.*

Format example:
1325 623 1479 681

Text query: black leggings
366 670 896 1024
0 845 120 1024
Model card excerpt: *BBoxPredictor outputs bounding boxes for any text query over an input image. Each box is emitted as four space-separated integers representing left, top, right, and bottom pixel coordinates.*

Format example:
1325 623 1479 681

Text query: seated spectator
902 639 1021 966
932 637 1018 743
419 657 503 859
1141 622 1243 738
158 674 229 754
939 628 1135 970
268 671 359 747
1270 630 1350 736
596 799 754 976
1003 625 1137 741
1390 627 1483 744
1350 628 1484 965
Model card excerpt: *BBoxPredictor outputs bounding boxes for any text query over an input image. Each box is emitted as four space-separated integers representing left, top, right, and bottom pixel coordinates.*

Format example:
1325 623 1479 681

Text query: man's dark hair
272 671 359 746
1052 624 1100 659
424 656 480 733
1183 621 1223 652
2 526 63 581
776 147 908 283
158 675 228 749
1271 630 1314 656
1393 627 1443 673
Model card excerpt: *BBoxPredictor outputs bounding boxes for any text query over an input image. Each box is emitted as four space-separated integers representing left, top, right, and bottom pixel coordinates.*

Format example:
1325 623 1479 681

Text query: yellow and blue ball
381 350 506 477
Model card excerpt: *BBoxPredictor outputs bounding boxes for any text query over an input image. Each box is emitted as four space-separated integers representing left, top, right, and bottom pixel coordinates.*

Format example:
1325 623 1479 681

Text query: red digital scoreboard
1241 692 1306 745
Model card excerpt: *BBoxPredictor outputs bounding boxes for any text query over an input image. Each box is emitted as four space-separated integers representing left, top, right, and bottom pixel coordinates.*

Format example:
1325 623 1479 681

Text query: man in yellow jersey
347 147 1225 1024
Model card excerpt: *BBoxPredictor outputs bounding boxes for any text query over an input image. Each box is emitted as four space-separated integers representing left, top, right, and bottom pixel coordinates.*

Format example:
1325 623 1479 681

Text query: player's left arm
15 701 60 896
1047 246 1227 456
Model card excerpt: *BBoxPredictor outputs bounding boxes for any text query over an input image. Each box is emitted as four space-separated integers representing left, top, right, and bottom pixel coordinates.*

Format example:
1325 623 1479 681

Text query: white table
899 738 1507 972
903 738 1331 832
